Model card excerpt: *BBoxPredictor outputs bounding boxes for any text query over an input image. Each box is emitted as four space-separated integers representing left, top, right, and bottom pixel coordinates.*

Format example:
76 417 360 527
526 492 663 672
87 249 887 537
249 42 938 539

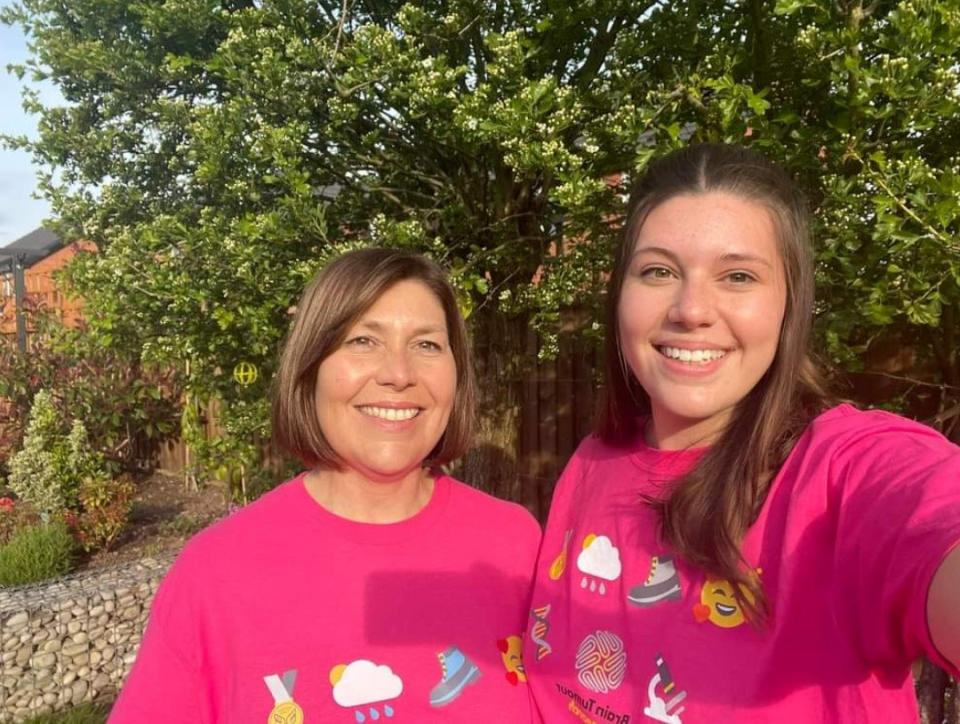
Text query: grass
0 521 76 587
22 701 110 723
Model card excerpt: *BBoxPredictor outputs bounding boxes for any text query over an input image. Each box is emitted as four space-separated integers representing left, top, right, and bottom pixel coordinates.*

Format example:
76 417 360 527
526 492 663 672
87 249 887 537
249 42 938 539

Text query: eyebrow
632 246 774 269
355 320 448 336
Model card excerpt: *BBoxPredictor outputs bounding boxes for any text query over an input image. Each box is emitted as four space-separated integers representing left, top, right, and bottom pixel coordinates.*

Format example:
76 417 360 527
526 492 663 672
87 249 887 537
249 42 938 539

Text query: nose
375 345 416 388
666 277 717 328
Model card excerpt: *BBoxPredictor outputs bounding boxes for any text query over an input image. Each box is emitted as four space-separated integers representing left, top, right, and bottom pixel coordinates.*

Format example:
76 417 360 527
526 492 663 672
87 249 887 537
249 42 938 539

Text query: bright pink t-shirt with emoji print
525 404 960 723
110 474 540 723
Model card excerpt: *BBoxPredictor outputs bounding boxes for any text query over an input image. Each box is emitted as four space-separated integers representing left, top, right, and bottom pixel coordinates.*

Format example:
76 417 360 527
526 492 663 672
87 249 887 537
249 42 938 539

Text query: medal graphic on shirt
263 669 303 724
576 533 622 594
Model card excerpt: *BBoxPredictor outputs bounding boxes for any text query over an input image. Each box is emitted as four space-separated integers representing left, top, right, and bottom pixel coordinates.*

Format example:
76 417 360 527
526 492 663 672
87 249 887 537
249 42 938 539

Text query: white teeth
358 406 420 421
658 346 727 364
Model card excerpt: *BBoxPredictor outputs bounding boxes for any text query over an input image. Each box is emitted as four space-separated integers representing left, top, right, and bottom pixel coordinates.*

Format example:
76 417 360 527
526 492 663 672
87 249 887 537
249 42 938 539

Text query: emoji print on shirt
497 636 526 685
693 570 762 628
329 659 402 722
263 669 303 724
643 654 687 724
574 630 627 694
576 534 622 594
627 553 682 607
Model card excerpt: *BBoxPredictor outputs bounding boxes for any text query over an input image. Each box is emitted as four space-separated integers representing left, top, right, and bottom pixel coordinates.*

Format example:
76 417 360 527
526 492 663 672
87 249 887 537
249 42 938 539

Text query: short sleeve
108 548 212 723
830 418 960 677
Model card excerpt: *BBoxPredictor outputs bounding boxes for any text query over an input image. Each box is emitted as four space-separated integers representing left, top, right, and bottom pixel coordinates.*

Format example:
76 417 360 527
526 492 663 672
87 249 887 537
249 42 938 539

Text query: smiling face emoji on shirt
694 578 753 628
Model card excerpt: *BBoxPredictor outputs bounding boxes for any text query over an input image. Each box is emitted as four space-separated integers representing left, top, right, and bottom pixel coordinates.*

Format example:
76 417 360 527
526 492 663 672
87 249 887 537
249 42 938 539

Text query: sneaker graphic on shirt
627 554 682 607
576 534 622 595
428 645 481 707
644 653 687 724
329 659 403 722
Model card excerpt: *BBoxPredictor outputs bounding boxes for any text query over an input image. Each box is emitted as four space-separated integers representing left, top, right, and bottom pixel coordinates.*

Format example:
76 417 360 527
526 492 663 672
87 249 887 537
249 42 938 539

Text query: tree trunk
917 658 948 724
458 310 532 512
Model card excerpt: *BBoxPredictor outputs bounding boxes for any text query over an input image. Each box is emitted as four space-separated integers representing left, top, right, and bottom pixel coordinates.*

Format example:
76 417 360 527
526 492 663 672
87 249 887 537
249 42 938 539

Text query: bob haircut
598 144 829 621
272 247 475 470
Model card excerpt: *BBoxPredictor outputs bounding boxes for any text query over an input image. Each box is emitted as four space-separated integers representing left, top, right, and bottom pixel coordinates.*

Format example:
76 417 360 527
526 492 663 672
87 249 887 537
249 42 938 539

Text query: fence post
13 253 27 353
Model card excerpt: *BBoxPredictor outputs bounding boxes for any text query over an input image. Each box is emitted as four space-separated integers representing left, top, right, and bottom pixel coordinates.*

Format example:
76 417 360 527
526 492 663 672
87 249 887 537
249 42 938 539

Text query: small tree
8 390 66 513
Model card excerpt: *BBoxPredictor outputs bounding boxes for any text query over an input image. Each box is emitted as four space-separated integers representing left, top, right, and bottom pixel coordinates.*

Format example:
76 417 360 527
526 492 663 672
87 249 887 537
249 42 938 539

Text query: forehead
353 279 448 325
633 192 781 263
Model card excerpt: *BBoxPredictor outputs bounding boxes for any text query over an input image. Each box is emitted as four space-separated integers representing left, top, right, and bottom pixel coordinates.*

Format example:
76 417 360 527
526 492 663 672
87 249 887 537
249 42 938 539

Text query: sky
0 7 62 246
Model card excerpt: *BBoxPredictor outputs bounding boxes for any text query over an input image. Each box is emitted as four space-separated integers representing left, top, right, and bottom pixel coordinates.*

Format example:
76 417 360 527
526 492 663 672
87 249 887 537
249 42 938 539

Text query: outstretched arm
928 543 960 670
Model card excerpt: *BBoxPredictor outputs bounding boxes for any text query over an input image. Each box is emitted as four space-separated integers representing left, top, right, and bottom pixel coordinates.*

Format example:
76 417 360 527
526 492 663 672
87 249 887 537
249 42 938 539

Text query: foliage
0 521 76 587
2 0 959 475
0 497 42 546
22 702 110 724
8 389 117 513
8 390 69 512
0 310 183 474
69 473 135 552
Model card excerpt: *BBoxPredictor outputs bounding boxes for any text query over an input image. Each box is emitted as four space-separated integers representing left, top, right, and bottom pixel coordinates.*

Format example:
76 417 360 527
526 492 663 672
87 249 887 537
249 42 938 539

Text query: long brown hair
272 247 475 470
598 144 830 622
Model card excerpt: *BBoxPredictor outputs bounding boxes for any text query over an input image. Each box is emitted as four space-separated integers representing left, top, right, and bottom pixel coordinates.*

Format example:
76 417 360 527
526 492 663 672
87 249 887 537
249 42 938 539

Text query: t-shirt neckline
290 471 452 545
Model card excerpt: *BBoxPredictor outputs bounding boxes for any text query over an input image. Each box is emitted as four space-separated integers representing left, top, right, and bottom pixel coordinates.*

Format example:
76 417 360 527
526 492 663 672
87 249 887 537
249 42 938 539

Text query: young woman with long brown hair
525 144 960 721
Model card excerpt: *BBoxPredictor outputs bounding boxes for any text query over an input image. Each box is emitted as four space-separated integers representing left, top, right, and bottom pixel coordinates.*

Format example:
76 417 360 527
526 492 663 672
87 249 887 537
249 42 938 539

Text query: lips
656 345 728 364
356 405 422 421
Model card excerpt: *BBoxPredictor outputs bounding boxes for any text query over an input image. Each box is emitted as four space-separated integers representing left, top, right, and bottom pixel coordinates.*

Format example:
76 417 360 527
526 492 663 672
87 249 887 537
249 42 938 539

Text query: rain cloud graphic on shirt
576 534 622 594
329 659 402 722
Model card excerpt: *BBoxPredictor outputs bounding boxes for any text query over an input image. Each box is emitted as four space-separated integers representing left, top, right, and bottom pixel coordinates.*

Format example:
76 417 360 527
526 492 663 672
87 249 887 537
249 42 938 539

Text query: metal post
14 254 26 352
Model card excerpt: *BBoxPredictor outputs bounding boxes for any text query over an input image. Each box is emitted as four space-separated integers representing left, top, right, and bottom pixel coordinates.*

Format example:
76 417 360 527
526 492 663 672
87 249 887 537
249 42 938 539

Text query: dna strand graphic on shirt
529 604 553 660
575 630 627 694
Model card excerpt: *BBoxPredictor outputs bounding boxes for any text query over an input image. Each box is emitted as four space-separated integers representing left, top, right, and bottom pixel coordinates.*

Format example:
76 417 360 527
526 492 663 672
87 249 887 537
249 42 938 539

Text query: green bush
0 521 76 587
72 474 136 553
8 390 64 512
8 391 109 514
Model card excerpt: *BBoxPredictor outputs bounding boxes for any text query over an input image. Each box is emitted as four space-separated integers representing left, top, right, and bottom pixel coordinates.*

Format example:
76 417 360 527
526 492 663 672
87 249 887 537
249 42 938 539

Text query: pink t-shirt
525 405 960 723
110 474 541 723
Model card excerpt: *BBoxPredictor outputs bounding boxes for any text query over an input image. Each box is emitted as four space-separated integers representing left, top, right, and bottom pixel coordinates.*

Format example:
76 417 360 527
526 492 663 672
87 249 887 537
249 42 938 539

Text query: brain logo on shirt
574 630 627 694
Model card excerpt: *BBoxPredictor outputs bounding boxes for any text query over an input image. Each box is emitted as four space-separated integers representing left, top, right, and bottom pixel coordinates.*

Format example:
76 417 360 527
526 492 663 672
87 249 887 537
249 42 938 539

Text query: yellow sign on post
233 361 258 386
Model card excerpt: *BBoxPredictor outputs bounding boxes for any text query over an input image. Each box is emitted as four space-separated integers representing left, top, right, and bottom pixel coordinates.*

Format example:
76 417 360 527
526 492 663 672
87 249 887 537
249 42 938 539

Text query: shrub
0 497 43 546
8 390 64 513
0 521 76 587
0 311 182 475
72 474 136 553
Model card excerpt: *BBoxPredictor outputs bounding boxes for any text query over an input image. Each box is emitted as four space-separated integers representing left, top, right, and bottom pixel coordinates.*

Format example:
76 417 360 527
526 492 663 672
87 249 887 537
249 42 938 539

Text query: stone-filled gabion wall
0 553 175 722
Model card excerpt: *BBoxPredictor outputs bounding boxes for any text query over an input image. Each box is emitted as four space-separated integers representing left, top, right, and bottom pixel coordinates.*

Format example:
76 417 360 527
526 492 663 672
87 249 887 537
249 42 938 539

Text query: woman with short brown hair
112 248 540 723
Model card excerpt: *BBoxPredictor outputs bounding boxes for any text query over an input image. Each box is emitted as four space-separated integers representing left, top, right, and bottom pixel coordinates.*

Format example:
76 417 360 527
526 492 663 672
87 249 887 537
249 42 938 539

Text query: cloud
332 660 403 707
577 535 622 581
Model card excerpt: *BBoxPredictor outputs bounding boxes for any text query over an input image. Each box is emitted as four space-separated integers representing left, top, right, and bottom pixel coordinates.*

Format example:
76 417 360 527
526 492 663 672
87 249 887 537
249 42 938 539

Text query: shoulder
802 403 958 461
445 477 539 527
170 475 306 574
443 477 541 546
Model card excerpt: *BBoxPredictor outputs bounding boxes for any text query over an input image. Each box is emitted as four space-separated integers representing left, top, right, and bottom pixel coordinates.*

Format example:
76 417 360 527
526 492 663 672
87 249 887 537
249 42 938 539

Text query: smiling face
617 191 787 449
695 577 754 628
314 279 456 483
